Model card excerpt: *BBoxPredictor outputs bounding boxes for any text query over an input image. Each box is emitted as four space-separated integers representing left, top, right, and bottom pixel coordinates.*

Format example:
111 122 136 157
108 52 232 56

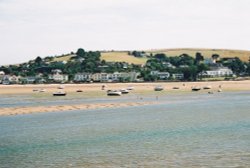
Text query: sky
0 0 250 65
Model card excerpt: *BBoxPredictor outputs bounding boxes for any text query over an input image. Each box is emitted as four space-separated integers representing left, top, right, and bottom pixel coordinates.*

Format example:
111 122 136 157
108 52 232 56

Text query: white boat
127 86 134 90
53 91 67 96
39 89 46 92
120 89 129 94
58 85 65 89
154 86 164 91
107 90 122 96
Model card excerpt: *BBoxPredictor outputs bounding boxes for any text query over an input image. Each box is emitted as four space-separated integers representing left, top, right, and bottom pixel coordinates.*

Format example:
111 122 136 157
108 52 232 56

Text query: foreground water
0 92 250 167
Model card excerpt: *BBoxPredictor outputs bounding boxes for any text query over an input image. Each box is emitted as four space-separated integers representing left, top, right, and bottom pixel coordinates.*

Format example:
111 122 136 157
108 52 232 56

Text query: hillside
47 48 250 65
146 48 250 62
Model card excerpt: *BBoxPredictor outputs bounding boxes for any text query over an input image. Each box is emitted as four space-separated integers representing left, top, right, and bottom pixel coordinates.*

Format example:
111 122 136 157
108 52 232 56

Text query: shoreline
0 80 249 95
0 80 249 116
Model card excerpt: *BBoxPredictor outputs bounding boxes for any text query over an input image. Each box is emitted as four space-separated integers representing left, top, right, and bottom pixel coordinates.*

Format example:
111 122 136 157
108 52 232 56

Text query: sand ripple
0 102 157 116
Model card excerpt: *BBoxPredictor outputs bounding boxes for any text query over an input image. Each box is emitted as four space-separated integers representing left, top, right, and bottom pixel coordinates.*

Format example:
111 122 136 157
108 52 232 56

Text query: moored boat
154 86 164 91
192 86 201 91
127 86 134 90
107 90 122 96
120 89 129 94
203 86 212 89
53 91 67 96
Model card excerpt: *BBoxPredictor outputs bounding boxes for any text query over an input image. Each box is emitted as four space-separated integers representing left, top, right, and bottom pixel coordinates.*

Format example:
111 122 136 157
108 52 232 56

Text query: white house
202 67 233 77
74 73 92 82
49 69 68 83
172 73 184 80
2 75 20 84
48 74 68 82
74 72 140 83
150 71 170 80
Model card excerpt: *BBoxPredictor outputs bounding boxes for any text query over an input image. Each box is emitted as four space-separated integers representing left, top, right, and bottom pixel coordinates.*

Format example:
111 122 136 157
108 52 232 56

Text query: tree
76 48 86 58
195 52 204 64
211 54 220 63
154 53 169 62
35 56 42 65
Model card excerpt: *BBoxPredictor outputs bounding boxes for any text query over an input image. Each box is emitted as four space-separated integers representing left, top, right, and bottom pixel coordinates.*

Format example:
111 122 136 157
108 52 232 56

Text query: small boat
203 86 212 90
154 86 164 91
33 89 39 92
39 89 46 92
107 90 122 96
120 89 129 94
192 86 201 91
208 91 213 94
76 89 83 92
58 85 65 89
172 86 180 89
127 86 134 90
53 91 67 96
218 89 222 92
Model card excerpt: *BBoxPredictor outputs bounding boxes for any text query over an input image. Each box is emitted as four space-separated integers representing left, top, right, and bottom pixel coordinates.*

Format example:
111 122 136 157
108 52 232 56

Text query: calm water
0 92 250 167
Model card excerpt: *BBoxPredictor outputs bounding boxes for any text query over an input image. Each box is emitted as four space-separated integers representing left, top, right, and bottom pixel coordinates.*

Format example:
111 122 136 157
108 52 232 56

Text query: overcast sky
0 0 250 65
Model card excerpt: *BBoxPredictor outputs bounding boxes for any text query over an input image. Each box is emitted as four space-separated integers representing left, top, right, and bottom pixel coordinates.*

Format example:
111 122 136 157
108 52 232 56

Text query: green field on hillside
51 48 250 65
147 48 250 62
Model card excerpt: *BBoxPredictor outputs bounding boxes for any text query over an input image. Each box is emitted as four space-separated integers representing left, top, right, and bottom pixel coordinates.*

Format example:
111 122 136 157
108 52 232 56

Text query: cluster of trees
141 53 209 81
1 48 250 82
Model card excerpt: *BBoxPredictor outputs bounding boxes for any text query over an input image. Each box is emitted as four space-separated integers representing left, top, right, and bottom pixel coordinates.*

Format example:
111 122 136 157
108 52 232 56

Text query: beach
0 80 249 95
0 80 249 116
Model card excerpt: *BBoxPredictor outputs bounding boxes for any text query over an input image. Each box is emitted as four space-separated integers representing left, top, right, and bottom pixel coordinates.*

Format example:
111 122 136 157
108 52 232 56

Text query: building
48 74 68 83
150 71 170 80
0 71 5 84
172 73 184 80
202 67 233 77
48 69 68 83
2 75 20 84
74 72 140 83
74 73 92 82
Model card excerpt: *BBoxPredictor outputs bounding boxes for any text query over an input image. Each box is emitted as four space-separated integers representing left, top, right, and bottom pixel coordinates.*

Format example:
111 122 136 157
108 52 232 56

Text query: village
0 56 235 85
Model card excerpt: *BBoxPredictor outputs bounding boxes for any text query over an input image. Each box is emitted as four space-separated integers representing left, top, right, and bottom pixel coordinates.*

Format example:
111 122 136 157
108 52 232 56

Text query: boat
172 86 180 89
127 86 134 90
39 89 46 92
58 85 65 89
76 89 83 92
107 90 122 96
154 86 164 91
53 91 67 96
203 86 212 89
208 91 213 94
218 89 222 92
192 86 201 91
120 89 129 94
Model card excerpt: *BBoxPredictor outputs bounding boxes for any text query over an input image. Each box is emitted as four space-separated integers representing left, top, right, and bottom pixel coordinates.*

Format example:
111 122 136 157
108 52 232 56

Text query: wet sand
0 80 249 95
0 80 249 116
0 101 158 116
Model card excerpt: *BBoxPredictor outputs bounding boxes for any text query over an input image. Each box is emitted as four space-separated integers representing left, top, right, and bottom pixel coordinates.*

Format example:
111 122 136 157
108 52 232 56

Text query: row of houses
0 65 234 84
74 72 139 82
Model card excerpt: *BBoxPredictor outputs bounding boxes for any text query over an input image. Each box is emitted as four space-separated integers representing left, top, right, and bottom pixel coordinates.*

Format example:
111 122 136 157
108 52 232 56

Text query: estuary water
0 92 250 167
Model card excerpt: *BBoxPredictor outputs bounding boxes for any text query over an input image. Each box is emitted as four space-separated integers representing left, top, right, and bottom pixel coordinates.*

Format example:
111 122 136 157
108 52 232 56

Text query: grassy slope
147 48 250 62
101 52 148 65
51 48 250 64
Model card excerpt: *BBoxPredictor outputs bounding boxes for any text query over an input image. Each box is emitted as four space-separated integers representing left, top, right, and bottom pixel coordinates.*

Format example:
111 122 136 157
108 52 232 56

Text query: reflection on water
0 92 250 167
